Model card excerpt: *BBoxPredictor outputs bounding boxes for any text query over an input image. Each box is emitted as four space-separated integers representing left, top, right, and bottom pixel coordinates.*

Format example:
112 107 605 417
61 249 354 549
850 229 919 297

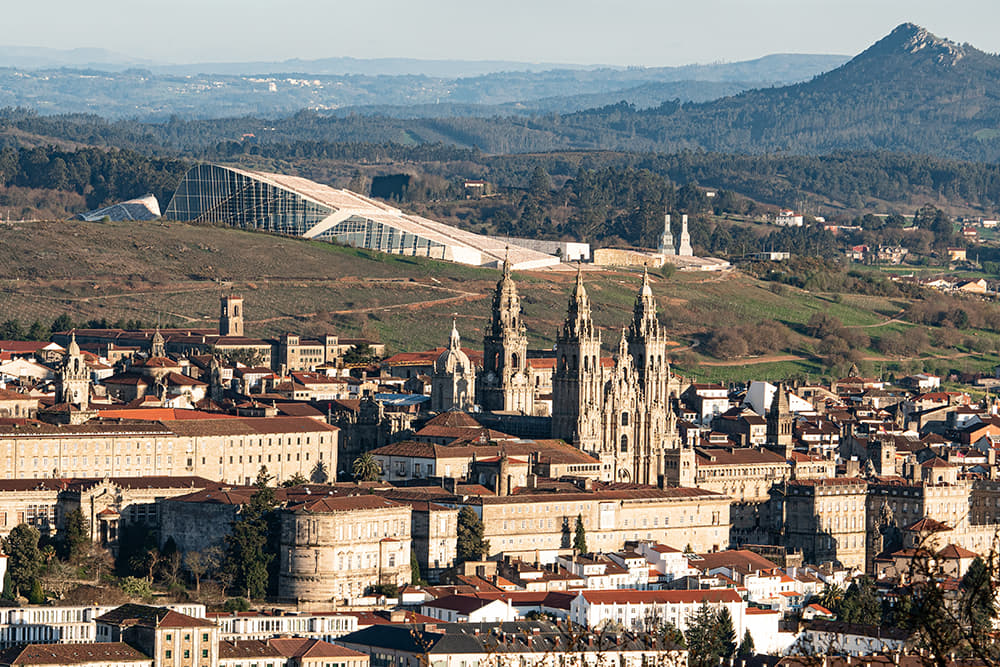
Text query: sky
4 0 1000 67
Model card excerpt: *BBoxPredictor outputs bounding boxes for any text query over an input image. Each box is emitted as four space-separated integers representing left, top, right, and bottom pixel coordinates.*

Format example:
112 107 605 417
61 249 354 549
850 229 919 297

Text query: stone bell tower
220 295 244 337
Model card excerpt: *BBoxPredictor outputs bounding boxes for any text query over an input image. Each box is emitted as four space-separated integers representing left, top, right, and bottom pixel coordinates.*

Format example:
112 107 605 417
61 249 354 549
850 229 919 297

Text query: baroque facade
477 256 535 414
551 268 683 484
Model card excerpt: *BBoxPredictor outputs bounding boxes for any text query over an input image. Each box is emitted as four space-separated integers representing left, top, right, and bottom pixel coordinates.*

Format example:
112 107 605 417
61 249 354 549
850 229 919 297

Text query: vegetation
351 452 382 482
573 514 587 554
224 467 278 600
456 507 488 564
2 523 42 597
684 602 736 667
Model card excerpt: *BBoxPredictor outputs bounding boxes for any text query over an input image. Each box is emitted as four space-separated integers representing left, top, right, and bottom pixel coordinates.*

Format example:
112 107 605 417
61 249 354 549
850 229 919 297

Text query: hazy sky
6 0 1000 66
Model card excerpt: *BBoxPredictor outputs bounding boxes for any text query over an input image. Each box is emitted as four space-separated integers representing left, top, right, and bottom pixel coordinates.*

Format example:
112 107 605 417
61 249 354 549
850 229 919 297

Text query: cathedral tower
479 254 534 413
551 267 604 453
432 321 477 412
220 295 244 337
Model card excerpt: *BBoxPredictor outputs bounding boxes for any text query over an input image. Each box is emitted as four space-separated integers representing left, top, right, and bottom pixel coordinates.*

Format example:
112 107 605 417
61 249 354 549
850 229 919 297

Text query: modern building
164 165 559 269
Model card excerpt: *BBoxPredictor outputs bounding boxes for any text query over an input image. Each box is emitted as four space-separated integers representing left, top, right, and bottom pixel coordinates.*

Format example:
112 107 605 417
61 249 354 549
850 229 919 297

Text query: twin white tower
658 213 692 257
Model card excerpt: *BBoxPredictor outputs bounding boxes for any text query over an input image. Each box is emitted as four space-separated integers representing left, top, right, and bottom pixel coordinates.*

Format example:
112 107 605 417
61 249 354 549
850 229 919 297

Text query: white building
570 589 745 636
775 210 804 227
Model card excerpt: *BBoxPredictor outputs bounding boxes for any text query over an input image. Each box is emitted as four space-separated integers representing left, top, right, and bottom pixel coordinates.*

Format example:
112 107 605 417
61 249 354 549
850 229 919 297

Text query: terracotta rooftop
0 642 149 665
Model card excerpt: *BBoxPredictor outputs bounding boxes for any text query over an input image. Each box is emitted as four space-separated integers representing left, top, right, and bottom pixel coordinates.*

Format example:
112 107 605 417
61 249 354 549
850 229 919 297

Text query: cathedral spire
562 265 595 340
630 266 659 339
68 331 80 357
450 318 461 350
502 246 511 279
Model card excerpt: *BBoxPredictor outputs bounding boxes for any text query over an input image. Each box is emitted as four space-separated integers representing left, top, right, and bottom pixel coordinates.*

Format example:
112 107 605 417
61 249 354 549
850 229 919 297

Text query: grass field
4 218 1000 383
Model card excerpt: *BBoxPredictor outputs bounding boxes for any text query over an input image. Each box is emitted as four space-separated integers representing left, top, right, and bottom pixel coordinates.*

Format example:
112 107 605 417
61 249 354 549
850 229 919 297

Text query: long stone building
0 416 338 486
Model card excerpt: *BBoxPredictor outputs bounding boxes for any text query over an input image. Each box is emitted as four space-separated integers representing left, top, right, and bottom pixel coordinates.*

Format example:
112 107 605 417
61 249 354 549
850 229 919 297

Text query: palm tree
817 583 844 612
352 452 382 482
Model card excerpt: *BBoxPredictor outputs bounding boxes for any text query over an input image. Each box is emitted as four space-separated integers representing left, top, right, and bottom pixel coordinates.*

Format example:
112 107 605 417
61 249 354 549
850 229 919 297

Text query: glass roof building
164 164 559 269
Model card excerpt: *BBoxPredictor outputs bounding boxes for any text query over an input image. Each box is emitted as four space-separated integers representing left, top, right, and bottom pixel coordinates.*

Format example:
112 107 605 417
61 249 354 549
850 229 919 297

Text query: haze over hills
0 51 846 120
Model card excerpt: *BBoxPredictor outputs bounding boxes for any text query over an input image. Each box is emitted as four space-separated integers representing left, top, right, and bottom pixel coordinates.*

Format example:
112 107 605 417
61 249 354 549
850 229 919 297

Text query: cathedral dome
434 322 472 375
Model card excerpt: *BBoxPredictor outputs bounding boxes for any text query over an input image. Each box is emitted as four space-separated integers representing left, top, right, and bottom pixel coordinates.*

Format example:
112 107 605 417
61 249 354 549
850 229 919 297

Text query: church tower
767 381 794 456
658 213 675 256
220 295 244 337
479 254 534 413
150 328 166 358
432 321 477 412
57 333 90 409
552 267 604 455
676 214 693 256
620 267 677 484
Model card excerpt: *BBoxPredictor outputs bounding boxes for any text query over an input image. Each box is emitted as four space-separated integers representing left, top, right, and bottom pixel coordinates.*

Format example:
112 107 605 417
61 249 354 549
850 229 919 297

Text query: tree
737 628 755 659
185 548 220 597
837 576 882 625
2 523 42 596
528 166 552 197
62 508 89 562
716 607 737 659
456 507 488 564
352 452 382 482
119 576 153 601
224 467 277 599
27 578 44 604
684 602 723 667
310 460 329 484
961 556 996 634
410 549 425 586
1 571 13 601
573 514 587 554
281 472 308 487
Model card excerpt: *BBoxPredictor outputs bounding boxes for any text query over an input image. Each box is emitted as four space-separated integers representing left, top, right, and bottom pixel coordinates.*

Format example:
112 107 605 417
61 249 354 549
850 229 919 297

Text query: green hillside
3 218 998 383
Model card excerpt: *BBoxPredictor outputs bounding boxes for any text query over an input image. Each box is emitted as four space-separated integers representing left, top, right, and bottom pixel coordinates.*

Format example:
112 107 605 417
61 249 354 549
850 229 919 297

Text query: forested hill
1 24 998 162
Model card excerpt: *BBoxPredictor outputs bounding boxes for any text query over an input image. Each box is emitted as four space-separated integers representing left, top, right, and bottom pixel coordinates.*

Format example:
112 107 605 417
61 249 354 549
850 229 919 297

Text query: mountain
226 23 998 161
414 22 1000 160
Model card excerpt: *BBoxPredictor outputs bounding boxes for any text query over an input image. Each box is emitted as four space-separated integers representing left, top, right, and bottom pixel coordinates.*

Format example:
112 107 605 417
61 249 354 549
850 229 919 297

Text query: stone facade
430 323 476 412
477 256 535 414
0 417 338 486
278 496 412 602
770 478 869 571
467 485 730 558
552 269 682 485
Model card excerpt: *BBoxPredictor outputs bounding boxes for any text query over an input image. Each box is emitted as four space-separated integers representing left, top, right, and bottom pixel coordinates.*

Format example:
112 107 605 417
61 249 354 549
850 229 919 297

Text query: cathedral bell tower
551 266 603 453
479 252 534 413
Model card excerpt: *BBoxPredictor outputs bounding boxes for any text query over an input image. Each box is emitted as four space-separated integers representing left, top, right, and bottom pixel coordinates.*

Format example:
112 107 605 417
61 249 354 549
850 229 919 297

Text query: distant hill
0 53 845 120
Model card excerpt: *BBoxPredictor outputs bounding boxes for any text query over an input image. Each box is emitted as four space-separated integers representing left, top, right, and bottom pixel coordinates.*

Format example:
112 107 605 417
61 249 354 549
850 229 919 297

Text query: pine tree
2 524 41 597
573 514 587 554
62 508 89 562
737 628 755 659
716 607 737 659
961 556 996 633
456 507 488 564
224 467 277 599
684 601 723 667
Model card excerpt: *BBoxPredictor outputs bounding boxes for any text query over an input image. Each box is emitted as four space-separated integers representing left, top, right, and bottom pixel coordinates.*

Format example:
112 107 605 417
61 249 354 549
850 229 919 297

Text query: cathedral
551 267 684 485
432 255 688 486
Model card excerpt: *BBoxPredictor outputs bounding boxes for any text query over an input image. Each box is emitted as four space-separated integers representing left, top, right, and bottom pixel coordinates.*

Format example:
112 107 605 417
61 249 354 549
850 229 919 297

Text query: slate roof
0 642 149 665
95 603 215 628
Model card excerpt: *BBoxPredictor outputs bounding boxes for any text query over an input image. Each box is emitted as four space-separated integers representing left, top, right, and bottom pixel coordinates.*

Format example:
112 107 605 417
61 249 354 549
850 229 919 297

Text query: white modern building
164 164 560 269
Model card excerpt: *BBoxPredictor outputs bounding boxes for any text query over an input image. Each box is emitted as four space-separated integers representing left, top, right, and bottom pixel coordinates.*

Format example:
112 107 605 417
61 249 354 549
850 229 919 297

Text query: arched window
622 413 629 426
620 435 628 452
511 352 519 370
